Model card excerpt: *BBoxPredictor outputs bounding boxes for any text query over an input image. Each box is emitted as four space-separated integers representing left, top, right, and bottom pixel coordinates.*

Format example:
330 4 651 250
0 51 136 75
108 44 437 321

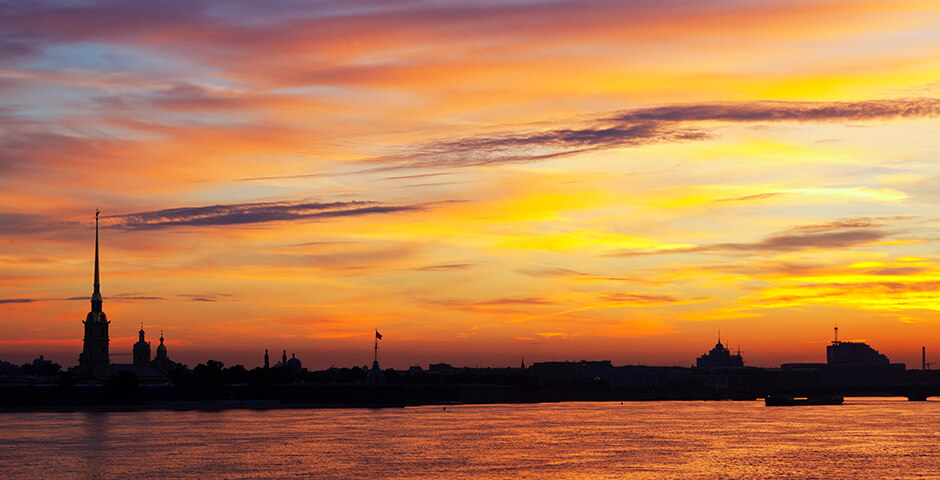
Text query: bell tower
78 210 111 378
133 324 151 367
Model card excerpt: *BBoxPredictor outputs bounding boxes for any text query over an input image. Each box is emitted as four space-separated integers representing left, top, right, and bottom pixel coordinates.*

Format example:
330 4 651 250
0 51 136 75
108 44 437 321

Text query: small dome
155 333 167 356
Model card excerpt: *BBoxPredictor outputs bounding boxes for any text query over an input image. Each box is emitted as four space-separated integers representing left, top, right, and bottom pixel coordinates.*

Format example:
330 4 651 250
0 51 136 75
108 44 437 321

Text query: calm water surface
0 398 937 479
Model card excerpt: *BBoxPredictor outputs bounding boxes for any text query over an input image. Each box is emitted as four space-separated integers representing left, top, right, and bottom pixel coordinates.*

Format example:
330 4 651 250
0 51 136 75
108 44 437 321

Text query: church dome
155 333 167 357
134 326 149 349
286 353 302 371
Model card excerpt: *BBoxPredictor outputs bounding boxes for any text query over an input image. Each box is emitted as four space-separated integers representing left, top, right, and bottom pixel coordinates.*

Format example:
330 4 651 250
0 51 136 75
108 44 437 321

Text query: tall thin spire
79 208 110 378
91 209 102 312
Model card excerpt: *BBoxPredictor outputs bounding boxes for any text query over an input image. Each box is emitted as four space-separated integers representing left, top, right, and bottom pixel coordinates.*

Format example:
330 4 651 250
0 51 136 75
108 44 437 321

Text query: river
0 398 936 479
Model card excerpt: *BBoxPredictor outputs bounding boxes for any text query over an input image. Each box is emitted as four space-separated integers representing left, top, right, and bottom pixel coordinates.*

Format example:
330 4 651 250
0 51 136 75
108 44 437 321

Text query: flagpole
374 332 378 364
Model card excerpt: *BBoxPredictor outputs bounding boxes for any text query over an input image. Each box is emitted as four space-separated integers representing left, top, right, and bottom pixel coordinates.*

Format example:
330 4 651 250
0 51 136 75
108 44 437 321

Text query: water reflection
79 412 110 480
0 398 936 479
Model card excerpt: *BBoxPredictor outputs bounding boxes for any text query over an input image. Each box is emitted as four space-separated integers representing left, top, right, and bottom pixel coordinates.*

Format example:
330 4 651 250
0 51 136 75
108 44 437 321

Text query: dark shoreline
3 394 936 414
4 366 937 412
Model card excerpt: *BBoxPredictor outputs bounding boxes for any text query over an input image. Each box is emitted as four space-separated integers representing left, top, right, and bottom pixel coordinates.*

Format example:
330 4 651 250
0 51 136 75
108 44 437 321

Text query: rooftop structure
826 326 889 366
696 333 744 369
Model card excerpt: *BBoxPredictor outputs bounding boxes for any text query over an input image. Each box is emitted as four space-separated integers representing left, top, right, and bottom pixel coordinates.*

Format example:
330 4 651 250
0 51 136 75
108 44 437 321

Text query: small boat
764 395 843 406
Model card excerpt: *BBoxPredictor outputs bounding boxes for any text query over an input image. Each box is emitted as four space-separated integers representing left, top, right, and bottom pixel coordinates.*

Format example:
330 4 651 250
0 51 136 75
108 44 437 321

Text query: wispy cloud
608 99 940 123
177 293 234 302
597 292 708 305
416 264 475 272
0 212 80 235
476 297 557 306
713 192 783 203
109 294 165 301
3 294 165 304
65 294 165 301
515 266 665 286
727 228 888 252
426 296 559 315
376 122 706 169
0 298 36 304
790 216 911 232
376 98 940 169
744 279 940 312
110 200 423 230
235 172 327 182
609 217 903 257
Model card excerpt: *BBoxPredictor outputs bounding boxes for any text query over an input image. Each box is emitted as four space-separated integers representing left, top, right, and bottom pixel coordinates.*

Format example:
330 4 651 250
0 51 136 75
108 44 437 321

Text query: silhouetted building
72 213 182 382
428 363 455 373
0 359 18 378
529 360 614 387
286 353 302 371
781 328 905 388
695 335 744 369
366 361 385 384
827 340 889 365
112 329 177 382
826 328 904 386
33 355 54 370
133 325 152 368
78 211 110 379
151 331 177 372
269 349 303 371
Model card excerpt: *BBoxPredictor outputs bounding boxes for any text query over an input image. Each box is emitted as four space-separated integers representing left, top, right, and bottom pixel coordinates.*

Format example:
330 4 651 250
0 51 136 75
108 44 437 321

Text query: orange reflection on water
0 398 937 479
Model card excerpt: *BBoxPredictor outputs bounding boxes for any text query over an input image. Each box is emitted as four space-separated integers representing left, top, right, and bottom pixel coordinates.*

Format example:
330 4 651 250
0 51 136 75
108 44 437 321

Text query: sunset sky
2 0 939 369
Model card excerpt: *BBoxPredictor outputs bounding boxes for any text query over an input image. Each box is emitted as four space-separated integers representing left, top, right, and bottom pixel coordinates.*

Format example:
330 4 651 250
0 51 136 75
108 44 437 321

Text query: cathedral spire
91 209 102 312
79 208 111 378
